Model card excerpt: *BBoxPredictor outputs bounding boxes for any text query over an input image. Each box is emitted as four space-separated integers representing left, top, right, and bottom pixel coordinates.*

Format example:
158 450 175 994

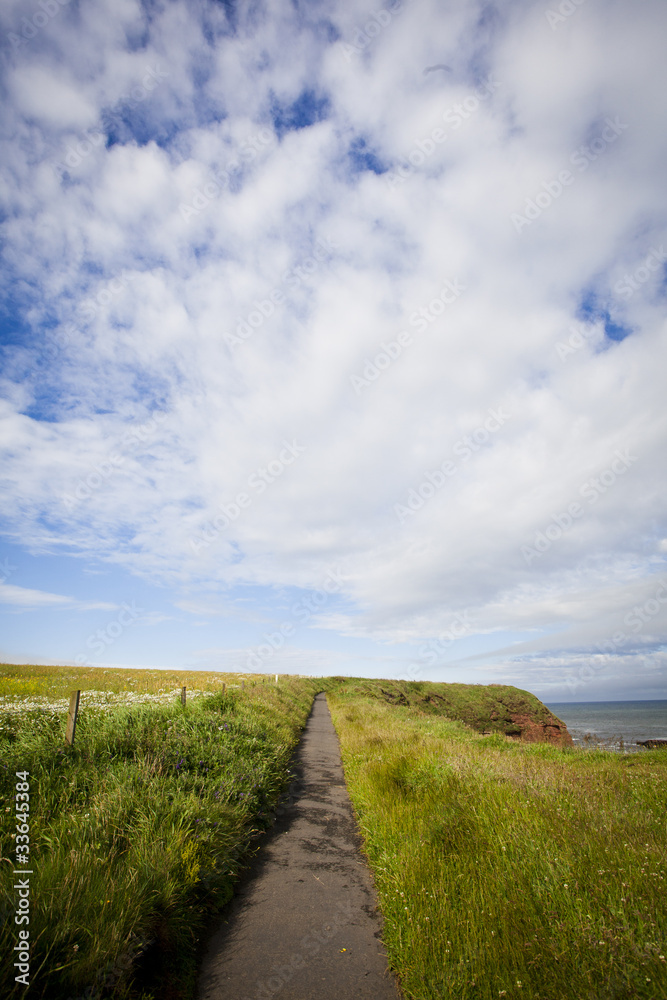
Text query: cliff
371 680 574 747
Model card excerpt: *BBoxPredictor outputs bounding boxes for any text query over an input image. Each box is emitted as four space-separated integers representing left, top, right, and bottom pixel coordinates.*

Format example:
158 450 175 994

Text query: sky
0 0 666 703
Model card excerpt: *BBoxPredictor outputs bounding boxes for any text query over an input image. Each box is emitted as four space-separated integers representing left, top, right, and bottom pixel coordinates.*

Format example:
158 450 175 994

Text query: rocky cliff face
504 711 573 747
375 681 574 747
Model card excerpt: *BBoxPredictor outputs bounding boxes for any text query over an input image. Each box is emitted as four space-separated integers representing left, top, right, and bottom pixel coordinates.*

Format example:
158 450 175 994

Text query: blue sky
1 0 666 702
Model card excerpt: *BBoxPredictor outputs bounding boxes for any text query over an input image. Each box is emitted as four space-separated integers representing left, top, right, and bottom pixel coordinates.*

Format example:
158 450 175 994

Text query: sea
546 700 667 751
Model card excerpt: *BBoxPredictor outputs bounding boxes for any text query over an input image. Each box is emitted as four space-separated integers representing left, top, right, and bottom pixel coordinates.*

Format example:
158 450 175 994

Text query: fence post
181 686 186 706
241 680 245 691
66 690 80 746
222 683 226 696
275 674 278 684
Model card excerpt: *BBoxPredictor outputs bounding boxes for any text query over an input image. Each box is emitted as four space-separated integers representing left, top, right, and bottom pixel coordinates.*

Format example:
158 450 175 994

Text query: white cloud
0 0 666 693
8 66 97 130
0 583 71 608
0 582 116 612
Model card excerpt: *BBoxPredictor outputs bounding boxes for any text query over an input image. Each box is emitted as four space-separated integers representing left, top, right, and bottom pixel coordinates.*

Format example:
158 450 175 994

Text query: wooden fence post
222 683 226 695
241 680 245 691
66 690 80 746
181 686 186 706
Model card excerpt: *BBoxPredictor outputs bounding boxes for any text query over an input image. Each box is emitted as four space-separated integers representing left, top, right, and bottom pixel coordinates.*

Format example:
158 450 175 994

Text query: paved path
198 692 401 1000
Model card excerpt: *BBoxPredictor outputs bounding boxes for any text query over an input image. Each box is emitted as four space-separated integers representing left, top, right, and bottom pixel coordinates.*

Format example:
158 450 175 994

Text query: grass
337 677 572 741
328 681 667 1000
3 666 665 1000
0 662 260 707
0 666 321 999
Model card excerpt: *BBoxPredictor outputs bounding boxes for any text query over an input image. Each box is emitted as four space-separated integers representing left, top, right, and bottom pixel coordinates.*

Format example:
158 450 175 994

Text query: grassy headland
341 678 573 745
328 680 667 1000
0 666 320 999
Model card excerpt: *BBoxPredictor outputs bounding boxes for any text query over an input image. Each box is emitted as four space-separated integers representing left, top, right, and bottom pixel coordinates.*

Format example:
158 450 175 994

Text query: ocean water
546 700 667 750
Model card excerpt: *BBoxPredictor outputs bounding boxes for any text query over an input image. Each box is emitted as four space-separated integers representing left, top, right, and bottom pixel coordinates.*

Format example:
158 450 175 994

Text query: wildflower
73 944 79 952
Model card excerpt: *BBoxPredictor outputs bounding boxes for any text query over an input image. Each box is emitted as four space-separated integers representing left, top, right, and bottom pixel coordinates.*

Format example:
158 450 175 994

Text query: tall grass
328 684 667 1000
0 662 257 709
1 674 320 999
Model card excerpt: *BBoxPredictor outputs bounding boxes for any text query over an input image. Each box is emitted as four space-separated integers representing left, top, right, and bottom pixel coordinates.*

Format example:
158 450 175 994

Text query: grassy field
0 661 261 706
3 665 666 1000
328 681 667 1000
0 664 320 999
334 677 572 743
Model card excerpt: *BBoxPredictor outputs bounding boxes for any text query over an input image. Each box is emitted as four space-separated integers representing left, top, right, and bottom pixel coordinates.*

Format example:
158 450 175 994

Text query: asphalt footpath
197 692 402 1000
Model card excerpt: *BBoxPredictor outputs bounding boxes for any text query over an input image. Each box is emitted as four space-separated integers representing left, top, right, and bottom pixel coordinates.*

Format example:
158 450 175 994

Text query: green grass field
0 664 320 999
328 682 667 1000
2 665 666 1000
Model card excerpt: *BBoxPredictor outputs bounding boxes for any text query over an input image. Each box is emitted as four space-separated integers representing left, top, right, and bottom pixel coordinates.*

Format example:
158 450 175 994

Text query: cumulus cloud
1 0 666 694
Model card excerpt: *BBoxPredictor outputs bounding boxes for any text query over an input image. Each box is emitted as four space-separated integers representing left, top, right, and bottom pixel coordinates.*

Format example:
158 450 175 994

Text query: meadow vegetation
0 662 252 708
2 665 666 1000
0 665 320 999
337 677 570 741
328 681 667 1000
